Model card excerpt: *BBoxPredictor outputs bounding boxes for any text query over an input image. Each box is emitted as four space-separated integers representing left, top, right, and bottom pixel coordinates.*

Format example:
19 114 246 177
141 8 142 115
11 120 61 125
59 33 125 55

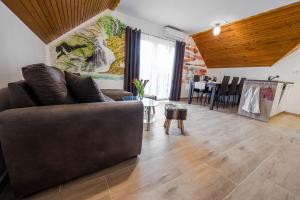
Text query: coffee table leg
146 106 151 131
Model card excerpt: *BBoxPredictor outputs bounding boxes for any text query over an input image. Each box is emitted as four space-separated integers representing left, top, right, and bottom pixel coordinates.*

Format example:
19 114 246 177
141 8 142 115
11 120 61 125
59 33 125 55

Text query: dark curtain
124 26 141 95
169 41 186 101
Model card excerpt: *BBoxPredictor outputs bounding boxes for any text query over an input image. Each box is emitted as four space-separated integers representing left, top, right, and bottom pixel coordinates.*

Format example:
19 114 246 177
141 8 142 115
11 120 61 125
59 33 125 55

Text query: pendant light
213 23 221 36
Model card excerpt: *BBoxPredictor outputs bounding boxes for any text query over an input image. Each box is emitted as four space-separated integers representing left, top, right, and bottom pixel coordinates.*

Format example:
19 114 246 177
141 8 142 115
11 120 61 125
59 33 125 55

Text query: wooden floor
1 101 300 200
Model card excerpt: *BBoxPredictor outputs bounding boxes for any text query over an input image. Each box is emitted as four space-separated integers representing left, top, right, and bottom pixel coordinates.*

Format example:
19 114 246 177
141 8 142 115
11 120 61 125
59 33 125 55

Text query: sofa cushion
8 81 39 108
65 71 105 103
101 89 133 101
22 63 73 105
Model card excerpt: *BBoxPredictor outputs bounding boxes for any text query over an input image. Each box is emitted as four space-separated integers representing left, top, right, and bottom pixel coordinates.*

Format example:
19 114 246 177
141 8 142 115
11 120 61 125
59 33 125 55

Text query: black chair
227 77 239 107
237 78 246 104
215 76 230 109
200 85 213 105
203 76 211 82
192 75 212 105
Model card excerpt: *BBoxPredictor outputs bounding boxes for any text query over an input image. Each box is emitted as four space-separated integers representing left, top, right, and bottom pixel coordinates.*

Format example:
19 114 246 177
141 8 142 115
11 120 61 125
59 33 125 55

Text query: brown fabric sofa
0 87 143 197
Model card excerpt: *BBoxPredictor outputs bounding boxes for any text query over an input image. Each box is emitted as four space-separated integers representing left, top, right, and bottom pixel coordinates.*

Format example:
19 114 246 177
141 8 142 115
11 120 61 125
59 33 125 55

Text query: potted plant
133 79 149 100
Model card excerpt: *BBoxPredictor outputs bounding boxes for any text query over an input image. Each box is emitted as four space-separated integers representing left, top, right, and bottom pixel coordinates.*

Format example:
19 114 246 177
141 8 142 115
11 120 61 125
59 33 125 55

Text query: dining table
188 81 221 110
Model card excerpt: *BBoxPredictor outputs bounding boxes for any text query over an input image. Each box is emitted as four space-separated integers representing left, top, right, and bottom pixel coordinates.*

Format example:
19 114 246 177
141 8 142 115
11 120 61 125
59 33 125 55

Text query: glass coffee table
142 98 159 131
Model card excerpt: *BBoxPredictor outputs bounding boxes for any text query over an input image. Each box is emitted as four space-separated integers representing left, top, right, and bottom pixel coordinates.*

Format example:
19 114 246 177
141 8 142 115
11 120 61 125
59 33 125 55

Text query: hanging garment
261 87 274 101
251 86 261 114
242 86 261 114
242 86 253 113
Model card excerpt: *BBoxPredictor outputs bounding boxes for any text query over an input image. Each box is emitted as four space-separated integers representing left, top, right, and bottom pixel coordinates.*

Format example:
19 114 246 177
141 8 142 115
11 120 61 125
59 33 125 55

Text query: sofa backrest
0 87 9 188
0 87 10 112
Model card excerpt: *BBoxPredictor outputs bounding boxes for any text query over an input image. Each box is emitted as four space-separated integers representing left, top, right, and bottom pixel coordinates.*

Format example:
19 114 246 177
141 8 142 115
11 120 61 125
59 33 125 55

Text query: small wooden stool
164 104 187 135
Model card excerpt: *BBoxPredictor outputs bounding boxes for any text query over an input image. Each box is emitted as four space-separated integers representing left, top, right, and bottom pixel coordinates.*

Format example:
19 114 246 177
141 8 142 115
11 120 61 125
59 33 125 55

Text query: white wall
0 2 46 89
208 49 300 114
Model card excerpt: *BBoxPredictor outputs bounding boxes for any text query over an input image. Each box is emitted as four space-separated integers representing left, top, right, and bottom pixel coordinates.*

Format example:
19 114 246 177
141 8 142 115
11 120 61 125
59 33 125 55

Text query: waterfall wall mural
49 15 126 81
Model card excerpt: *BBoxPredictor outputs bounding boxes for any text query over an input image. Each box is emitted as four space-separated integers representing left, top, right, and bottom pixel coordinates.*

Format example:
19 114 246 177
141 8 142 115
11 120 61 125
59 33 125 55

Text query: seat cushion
165 104 187 120
65 71 105 103
8 81 39 108
101 89 133 101
22 63 73 105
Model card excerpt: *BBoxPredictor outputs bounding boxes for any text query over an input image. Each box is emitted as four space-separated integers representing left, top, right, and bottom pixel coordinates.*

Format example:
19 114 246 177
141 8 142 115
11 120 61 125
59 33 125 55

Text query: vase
138 94 144 100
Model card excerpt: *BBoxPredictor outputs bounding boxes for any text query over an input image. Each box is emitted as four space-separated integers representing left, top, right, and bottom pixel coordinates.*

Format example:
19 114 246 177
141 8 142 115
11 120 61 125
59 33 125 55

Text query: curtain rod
141 32 178 43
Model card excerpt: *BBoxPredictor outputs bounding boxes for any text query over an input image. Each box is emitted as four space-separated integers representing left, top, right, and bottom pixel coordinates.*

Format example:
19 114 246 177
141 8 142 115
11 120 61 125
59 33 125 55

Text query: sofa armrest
0 101 143 196
101 89 133 101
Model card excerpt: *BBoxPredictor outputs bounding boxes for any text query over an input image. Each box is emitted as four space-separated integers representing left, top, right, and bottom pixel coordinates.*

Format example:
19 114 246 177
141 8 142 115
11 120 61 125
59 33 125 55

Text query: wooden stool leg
177 120 181 128
180 120 184 135
164 119 168 128
165 119 171 134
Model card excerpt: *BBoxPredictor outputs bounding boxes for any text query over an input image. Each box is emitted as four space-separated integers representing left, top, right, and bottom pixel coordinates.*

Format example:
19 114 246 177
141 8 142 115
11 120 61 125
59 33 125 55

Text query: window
140 34 176 100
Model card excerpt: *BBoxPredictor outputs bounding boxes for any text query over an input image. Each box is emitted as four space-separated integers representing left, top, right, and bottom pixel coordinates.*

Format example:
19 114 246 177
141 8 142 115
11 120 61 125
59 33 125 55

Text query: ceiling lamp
213 23 221 36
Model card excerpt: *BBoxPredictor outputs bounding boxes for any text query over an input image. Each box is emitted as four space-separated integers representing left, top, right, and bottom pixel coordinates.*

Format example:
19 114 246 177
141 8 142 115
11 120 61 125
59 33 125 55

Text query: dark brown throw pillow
8 80 39 108
22 63 73 105
65 71 105 103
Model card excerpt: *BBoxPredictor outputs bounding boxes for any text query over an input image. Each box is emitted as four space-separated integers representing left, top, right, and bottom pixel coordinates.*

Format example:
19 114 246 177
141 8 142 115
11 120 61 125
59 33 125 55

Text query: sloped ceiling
2 0 121 44
193 2 300 68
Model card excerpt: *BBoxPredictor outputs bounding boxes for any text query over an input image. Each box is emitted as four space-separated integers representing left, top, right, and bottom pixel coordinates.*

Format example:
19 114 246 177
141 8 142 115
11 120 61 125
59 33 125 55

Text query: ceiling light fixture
213 23 221 36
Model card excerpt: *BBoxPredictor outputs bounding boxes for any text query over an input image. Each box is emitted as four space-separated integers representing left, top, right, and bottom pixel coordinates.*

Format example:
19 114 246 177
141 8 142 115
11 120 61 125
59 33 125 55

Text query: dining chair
215 76 230 109
237 78 246 104
192 75 202 102
227 77 239 107
200 85 213 105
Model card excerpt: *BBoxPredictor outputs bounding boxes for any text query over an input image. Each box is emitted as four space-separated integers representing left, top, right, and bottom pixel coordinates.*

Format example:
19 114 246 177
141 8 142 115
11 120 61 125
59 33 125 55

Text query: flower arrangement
133 79 149 99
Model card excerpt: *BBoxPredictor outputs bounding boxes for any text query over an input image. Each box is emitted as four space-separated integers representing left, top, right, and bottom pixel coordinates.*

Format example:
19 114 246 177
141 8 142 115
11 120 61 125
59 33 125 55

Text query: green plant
133 79 149 99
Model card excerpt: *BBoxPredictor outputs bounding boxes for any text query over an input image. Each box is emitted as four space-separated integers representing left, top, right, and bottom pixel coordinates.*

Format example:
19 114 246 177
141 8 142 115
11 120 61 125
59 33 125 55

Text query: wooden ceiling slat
69 0 73 28
28 0 55 41
49 0 64 36
79 0 85 24
193 2 300 68
83 0 91 25
41 0 60 36
74 0 79 27
2 0 50 43
110 0 120 10
56 0 67 34
20 0 53 42
66 0 72 31
90 0 98 19
90 0 97 17
95 0 102 16
71 0 76 28
83 0 90 24
2 0 122 43
60 0 69 33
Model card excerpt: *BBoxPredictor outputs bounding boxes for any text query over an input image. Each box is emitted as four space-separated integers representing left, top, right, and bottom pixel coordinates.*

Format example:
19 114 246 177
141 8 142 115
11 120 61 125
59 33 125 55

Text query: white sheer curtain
140 34 176 100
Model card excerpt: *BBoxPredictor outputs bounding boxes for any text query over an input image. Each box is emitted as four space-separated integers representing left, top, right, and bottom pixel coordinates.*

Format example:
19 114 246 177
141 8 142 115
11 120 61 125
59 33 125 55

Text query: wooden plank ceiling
2 0 121 44
193 2 300 68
